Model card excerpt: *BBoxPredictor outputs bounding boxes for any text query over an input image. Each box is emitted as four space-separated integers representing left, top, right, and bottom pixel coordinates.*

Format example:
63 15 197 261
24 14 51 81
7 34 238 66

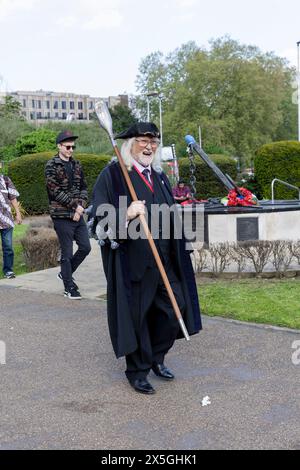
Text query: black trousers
125 261 185 382
53 217 91 290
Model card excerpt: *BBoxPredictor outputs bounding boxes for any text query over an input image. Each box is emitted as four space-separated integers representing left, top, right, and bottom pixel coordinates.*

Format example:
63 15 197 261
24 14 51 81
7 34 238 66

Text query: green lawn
198 278 300 330
0 224 29 277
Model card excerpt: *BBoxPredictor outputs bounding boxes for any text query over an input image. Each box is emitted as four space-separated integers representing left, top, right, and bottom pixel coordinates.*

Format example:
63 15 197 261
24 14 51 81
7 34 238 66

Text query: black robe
92 161 202 359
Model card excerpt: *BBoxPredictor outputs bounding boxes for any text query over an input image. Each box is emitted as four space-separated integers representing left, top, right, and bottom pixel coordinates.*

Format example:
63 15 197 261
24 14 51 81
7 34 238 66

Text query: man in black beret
92 122 202 394
45 130 91 299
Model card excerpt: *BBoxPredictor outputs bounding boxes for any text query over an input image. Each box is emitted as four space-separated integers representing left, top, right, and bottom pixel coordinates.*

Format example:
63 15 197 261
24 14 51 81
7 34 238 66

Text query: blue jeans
0 227 14 274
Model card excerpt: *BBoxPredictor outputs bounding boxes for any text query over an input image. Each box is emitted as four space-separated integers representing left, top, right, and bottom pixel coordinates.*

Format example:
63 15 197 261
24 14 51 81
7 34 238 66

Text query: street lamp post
146 91 163 147
146 96 150 121
158 95 163 147
297 41 300 141
198 125 202 148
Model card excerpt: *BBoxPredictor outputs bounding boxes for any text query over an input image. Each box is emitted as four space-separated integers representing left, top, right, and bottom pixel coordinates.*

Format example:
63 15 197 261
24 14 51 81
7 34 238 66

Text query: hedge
8 151 237 214
255 141 300 200
8 152 111 214
21 227 60 270
178 154 237 199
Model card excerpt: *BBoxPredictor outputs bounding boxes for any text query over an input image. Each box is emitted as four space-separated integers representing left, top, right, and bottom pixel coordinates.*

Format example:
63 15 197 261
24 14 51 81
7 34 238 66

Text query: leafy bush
0 118 33 159
29 218 54 229
42 121 113 155
0 118 114 161
8 152 111 214
15 128 57 156
21 227 60 270
203 143 229 155
178 155 237 199
255 141 300 199
0 144 17 161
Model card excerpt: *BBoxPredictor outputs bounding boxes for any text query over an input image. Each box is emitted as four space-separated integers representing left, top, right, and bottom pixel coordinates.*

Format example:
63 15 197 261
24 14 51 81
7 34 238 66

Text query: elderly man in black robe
92 122 202 395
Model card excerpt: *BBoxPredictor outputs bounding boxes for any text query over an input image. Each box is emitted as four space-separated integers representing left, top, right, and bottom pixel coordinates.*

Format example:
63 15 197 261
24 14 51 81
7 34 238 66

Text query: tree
109 104 138 134
136 37 297 166
0 95 23 120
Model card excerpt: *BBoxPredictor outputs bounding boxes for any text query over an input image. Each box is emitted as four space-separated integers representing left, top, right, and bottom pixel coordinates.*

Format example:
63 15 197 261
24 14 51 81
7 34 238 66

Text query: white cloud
55 0 123 31
170 0 198 24
80 0 122 30
0 0 39 21
82 10 122 31
176 0 197 7
171 12 194 24
56 16 78 29
0 0 122 30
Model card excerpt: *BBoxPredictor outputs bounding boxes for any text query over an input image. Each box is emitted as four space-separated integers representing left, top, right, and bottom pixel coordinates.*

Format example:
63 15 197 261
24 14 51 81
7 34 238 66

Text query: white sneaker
4 271 16 279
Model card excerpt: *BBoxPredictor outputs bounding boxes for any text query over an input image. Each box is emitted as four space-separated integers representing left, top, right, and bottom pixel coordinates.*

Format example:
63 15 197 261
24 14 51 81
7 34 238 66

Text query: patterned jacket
45 155 88 219
0 175 19 229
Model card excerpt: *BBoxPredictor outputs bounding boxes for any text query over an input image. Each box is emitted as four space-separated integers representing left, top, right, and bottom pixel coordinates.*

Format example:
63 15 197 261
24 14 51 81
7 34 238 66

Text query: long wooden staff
94 100 190 341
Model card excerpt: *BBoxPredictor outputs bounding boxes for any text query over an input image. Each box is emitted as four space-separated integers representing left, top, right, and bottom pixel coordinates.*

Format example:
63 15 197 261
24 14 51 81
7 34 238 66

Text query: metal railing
271 179 300 203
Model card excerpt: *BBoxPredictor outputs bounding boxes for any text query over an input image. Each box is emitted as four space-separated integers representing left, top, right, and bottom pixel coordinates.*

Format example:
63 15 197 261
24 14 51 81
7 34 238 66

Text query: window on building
37 112 42 119
70 101 75 110
32 100 35 108
78 101 83 110
62 112 67 120
38 100 42 109
22 99 26 108
89 101 94 109
62 101 67 110
46 101 50 109
55 112 59 119
54 101 58 109
78 113 84 120
46 112 51 119
30 112 36 120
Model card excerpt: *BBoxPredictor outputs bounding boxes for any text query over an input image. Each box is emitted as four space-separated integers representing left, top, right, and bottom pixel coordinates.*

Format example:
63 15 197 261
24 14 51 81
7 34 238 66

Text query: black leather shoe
152 363 175 380
130 378 156 395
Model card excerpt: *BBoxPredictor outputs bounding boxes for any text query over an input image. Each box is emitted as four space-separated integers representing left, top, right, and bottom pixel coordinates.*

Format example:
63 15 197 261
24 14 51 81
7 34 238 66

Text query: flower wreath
221 187 258 207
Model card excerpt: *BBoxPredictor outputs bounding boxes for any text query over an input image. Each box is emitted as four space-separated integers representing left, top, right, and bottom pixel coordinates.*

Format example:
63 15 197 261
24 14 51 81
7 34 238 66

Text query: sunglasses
62 144 76 150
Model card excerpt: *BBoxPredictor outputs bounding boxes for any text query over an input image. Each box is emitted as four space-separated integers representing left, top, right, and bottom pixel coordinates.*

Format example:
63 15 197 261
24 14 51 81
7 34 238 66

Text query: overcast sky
0 0 300 97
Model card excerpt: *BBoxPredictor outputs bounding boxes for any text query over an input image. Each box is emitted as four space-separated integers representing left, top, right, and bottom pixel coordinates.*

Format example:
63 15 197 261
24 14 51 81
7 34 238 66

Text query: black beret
115 122 160 140
56 130 79 144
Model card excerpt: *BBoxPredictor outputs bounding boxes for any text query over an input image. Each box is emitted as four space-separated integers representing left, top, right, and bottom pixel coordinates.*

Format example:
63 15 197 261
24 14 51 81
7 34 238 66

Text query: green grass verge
13 224 28 241
0 224 29 277
198 278 300 330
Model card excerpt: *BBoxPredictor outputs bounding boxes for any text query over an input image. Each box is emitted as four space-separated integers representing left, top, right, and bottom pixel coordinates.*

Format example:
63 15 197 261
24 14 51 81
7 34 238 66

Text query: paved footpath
0 242 300 450
0 240 107 300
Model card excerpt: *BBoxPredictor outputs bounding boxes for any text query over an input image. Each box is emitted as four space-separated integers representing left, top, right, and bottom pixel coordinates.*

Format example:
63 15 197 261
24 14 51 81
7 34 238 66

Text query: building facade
0 90 129 122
